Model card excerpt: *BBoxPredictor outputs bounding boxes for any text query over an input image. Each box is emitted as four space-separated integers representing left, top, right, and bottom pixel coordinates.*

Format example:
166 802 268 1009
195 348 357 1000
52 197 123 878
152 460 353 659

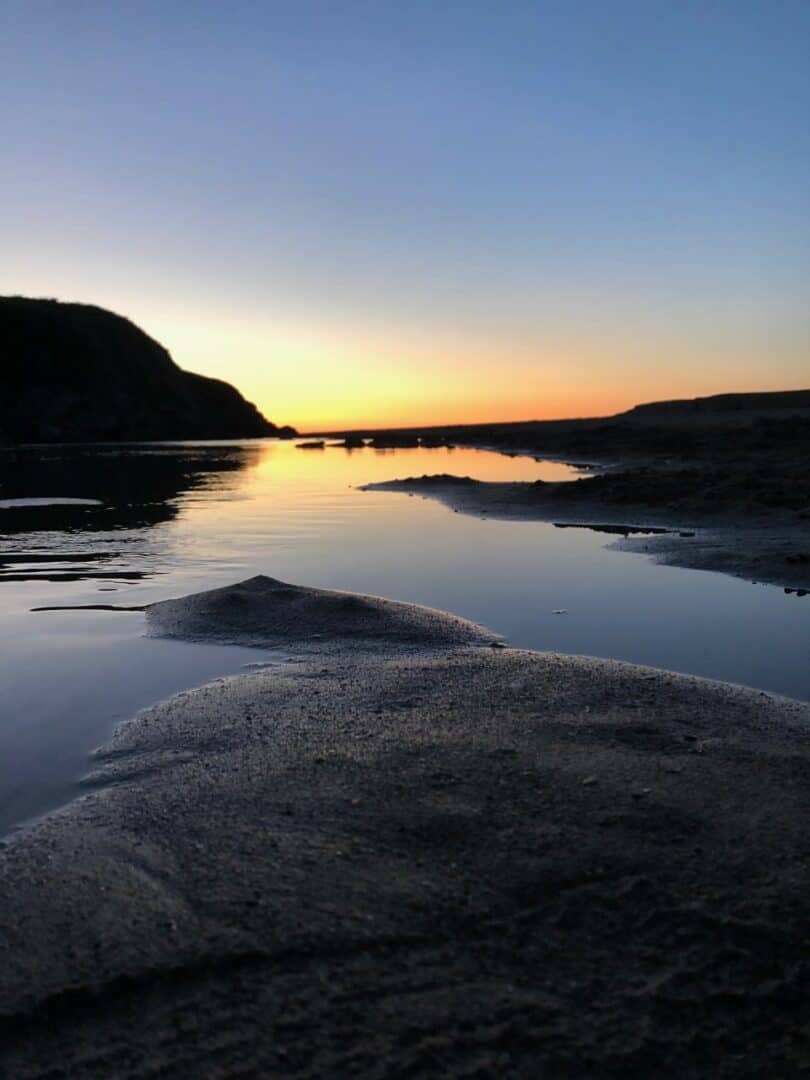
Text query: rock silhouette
0 296 295 442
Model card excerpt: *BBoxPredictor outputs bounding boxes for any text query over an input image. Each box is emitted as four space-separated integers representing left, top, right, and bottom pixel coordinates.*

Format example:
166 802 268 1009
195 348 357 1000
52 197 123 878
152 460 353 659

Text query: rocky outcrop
0 296 295 442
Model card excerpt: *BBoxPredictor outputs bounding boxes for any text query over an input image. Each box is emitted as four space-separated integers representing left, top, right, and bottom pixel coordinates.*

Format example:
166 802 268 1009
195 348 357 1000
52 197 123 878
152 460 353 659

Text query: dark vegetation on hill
0 297 295 443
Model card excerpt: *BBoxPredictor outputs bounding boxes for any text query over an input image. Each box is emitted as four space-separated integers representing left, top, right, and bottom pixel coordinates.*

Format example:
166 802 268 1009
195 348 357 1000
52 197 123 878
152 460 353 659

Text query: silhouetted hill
0 297 295 443
621 390 810 425
312 389 810 458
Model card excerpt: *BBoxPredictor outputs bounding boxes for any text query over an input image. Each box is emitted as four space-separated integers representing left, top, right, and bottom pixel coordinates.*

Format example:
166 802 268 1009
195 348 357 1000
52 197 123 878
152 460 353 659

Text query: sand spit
2 577 810 1077
362 476 810 592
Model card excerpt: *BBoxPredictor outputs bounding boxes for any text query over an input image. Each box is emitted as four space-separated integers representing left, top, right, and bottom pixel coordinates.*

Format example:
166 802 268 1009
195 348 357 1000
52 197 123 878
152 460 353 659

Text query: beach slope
1 576 809 1077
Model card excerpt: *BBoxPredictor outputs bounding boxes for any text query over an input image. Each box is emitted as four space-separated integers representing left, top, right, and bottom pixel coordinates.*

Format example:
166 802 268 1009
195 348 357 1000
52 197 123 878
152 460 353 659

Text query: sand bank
1 576 810 1077
362 475 810 593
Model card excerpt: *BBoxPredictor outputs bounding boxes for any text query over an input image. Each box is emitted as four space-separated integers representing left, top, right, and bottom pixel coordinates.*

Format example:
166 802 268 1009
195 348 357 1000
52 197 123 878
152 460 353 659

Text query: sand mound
146 574 496 648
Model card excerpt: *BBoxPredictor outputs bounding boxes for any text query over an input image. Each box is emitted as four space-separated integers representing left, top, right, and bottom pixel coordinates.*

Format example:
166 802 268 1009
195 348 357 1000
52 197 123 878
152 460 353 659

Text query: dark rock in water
412 473 477 486
368 434 420 449
0 296 295 443
296 440 325 450
554 521 669 537
325 436 366 449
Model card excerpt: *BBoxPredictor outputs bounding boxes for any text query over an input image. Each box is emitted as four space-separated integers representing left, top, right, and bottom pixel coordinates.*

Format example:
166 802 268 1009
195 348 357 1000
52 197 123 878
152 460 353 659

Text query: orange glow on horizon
287 395 630 434
17 288 804 436
138 304 809 435
250 378 660 433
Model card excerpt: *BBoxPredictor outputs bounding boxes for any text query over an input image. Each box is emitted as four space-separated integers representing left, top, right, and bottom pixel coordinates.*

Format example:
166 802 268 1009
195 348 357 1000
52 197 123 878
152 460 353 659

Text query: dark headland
0 296 296 443
1 576 810 1077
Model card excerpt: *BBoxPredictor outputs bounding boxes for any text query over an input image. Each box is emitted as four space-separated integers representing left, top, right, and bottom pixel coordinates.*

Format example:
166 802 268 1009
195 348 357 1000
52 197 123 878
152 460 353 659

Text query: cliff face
0 297 294 442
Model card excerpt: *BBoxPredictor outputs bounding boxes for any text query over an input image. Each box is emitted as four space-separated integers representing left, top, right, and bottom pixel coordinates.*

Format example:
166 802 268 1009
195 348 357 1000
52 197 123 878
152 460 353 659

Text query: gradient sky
2 1 808 430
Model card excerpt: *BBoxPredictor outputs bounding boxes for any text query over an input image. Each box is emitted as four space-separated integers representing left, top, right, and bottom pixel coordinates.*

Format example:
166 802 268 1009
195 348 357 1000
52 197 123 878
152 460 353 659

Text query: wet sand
324 391 810 594
1 576 810 1076
362 476 810 593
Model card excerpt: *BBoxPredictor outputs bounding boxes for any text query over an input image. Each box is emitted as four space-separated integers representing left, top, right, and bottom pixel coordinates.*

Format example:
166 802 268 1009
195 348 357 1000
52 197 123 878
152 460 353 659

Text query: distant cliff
621 389 810 425
0 297 295 443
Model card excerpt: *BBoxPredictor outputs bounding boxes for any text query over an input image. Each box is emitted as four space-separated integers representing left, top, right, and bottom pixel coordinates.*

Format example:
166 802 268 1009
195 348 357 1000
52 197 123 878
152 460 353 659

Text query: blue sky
2 1 808 427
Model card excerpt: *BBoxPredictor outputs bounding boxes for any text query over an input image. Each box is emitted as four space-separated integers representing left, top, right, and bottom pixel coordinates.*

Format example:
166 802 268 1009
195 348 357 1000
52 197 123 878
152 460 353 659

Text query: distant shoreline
306 387 810 441
312 390 810 594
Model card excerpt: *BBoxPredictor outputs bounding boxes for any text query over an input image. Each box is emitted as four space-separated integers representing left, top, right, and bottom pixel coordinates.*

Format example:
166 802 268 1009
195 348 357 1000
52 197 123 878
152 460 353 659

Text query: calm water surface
0 440 807 833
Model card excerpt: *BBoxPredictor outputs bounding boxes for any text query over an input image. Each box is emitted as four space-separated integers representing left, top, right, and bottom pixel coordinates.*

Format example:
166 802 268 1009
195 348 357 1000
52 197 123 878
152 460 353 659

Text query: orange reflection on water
253 442 578 486
171 441 581 562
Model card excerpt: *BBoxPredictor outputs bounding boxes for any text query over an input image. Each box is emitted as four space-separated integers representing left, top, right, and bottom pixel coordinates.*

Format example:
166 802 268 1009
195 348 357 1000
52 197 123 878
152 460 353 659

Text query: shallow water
0 440 807 833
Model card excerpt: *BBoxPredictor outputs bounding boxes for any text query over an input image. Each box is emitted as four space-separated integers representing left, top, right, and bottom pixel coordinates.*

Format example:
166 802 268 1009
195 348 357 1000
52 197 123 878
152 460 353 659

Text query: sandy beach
2 575 810 1077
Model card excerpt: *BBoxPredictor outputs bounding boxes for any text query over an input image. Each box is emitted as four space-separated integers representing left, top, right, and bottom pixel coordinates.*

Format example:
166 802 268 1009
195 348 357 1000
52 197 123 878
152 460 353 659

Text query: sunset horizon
4 2 807 433
7 288 809 433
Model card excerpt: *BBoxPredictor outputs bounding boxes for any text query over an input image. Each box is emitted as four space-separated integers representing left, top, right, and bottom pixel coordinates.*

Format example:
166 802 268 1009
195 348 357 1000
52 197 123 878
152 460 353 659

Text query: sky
2 1 808 431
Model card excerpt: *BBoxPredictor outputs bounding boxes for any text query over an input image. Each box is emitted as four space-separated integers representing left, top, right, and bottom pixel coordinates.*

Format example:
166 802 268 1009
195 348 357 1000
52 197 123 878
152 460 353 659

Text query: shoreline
2 576 810 1076
317 395 810 595
361 475 810 593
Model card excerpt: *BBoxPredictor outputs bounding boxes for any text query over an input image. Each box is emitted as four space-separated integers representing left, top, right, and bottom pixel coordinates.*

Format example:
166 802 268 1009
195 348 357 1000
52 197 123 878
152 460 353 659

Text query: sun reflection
177 441 580 550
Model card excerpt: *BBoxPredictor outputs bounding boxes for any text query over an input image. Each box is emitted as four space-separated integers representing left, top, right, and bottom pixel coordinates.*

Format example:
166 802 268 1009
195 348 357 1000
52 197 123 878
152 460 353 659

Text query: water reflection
1 440 806 704
0 442 262 583
0 441 573 585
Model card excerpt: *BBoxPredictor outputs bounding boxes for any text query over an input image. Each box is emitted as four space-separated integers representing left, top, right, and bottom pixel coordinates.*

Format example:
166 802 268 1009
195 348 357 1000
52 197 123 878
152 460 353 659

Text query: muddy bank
362 475 810 592
1 576 810 1077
